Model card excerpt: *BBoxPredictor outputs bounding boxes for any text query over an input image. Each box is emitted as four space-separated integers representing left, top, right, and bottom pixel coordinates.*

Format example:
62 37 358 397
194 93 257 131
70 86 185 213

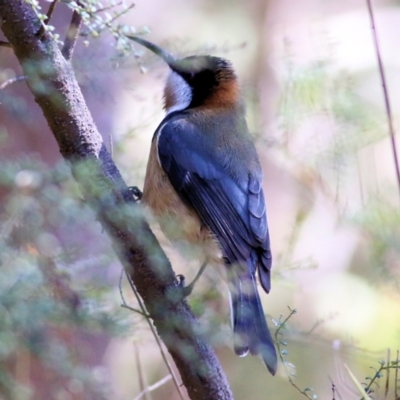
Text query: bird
127 35 278 375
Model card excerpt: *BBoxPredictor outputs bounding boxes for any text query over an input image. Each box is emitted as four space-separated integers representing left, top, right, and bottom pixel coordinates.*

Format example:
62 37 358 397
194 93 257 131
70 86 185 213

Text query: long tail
229 265 277 375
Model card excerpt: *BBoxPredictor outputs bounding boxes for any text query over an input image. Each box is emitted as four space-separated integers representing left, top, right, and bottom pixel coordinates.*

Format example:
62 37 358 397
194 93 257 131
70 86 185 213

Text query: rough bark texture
0 2 234 399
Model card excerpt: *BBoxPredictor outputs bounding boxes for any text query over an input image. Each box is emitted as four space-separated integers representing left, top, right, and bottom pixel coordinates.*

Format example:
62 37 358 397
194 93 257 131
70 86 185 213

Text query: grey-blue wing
156 117 272 291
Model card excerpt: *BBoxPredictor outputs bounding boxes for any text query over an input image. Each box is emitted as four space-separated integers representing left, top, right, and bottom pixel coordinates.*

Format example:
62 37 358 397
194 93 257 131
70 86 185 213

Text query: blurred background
1 0 400 399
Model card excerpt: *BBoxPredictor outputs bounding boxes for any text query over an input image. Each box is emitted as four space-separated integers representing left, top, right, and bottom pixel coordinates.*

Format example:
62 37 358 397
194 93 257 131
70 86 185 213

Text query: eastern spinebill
127 35 278 375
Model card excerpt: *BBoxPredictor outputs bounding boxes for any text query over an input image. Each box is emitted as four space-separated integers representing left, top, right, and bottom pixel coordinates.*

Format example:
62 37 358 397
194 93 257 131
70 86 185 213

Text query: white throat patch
164 71 192 115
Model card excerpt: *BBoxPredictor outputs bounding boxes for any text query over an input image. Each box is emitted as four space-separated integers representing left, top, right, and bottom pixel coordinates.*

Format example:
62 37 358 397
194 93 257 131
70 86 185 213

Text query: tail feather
230 266 277 375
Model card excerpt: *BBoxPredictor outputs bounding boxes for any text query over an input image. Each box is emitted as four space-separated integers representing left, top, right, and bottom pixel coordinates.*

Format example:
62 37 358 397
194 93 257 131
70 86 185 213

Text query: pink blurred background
1 0 400 399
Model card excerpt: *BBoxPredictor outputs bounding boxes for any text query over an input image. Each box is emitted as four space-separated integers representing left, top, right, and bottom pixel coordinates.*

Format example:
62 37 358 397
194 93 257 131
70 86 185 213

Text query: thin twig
133 375 173 400
80 3 135 37
134 344 151 400
0 40 11 48
46 0 58 20
119 267 128 304
364 361 386 396
304 312 338 335
332 343 357 398
95 1 123 13
344 364 371 400
62 9 82 60
385 348 390 399
125 273 185 400
120 264 182 399
0 75 27 91
363 360 400 398
37 0 58 38
366 0 400 197
395 350 399 400
119 268 149 317
274 307 317 400
329 375 345 400
120 304 149 317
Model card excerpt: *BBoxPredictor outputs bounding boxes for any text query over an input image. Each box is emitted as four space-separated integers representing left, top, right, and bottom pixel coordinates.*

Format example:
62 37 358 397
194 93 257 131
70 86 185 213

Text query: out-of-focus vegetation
1 0 400 399
0 159 135 399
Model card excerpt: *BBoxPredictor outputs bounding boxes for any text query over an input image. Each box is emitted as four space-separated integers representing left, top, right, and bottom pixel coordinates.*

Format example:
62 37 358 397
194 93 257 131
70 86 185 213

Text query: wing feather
157 117 270 281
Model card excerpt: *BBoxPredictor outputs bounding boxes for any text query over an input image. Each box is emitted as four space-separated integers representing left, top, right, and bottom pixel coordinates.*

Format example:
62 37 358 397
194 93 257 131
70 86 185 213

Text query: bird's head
127 36 240 114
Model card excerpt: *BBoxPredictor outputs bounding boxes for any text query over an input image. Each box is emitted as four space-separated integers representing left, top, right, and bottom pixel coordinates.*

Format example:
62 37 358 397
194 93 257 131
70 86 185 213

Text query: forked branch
0 1 233 399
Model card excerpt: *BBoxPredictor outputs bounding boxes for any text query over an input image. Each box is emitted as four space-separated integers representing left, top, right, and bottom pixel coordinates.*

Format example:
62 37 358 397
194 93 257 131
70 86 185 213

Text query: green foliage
275 48 400 398
274 308 318 400
279 59 386 151
3 3 400 398
352 196 400 286
0 159 131 398
362 358 400 398
277 56 387 200
344 356 400 400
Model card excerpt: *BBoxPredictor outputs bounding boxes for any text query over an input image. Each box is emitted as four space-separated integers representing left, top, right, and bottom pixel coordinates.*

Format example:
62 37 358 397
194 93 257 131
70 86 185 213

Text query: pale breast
141 140 221 263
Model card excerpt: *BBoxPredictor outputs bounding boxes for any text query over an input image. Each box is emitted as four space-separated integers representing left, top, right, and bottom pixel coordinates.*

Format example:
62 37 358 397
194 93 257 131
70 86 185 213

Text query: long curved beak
126 35 208 76
126 35 177 67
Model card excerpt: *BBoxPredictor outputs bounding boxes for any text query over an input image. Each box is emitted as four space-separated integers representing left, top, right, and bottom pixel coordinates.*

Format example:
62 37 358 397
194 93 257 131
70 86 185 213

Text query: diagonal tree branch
0 2 233 399
36 0 58 39
62 8 82 60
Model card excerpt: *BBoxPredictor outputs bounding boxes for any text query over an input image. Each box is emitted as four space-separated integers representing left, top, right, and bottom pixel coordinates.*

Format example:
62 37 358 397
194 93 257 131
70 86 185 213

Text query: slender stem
274 308 315 400
46 0 58 23
133 375 173 400
275 306 297 337
120 304 149 317
37 0 58 38
384 348 390 398
366 0 400 197
0 75 27 91
119 268 149 317
363 362 400 397
62 9 82 60
95 1 123 13
134 344 151 400
395 350 399 399
125 273 186 400
364 362 385 395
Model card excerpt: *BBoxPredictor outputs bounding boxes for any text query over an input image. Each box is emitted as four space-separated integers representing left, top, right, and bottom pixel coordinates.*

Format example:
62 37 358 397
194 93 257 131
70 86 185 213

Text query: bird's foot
175 274 195 298
175 260 208 299
128 186 143 201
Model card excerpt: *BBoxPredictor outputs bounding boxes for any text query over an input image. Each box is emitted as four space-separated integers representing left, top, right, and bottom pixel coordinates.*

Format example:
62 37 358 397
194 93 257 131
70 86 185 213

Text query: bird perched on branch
127 35 277 375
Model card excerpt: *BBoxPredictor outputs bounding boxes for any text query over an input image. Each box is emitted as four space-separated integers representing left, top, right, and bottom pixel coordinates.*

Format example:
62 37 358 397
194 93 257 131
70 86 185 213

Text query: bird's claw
129 186 143 201
175 274 194 298
176 274 185 287
174 261 208 300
